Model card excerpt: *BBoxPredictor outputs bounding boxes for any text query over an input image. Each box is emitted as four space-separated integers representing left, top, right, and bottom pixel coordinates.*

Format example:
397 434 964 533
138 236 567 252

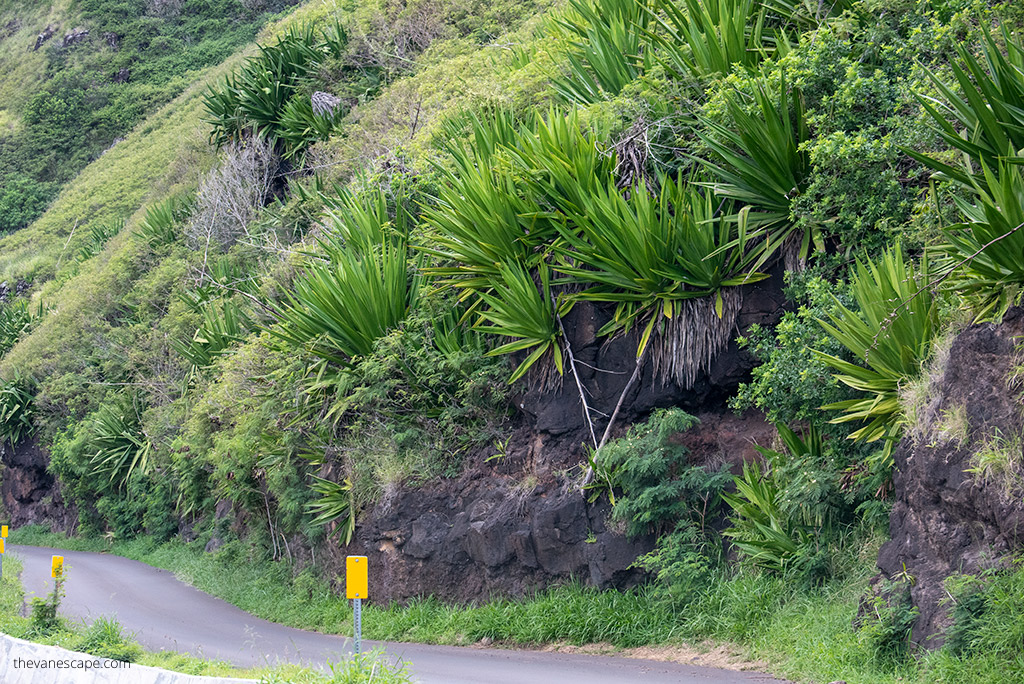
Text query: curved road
12 546 789 684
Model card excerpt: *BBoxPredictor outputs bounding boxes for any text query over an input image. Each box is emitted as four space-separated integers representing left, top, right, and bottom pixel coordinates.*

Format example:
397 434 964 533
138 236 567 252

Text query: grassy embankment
13 524 1024 684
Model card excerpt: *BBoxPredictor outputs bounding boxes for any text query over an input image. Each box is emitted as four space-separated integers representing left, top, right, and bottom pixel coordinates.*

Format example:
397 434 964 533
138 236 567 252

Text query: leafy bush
28 565 65 636
855 580 918 667
0 175 56 234
733 272 856 429
598 408 731 537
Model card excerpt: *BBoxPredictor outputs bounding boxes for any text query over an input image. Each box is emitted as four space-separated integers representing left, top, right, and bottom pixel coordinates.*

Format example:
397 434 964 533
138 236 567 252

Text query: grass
14 524 1024 684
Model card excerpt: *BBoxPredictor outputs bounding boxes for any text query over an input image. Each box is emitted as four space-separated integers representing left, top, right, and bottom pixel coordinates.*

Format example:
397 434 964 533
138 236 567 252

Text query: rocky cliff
876 306 1024 648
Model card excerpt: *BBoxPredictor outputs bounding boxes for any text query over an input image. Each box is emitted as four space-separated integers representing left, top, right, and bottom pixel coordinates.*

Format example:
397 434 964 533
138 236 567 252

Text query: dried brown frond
650 289 743 389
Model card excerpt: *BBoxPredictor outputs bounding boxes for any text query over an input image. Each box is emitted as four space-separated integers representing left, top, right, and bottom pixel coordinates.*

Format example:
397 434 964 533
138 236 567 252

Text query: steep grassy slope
0 0 302 234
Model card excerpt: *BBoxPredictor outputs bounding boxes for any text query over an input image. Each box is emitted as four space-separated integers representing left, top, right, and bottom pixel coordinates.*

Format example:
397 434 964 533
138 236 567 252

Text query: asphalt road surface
13 545 790 684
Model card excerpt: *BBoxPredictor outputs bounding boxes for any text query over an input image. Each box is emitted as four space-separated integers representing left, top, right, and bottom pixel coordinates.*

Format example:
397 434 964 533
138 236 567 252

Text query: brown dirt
528 640 770 672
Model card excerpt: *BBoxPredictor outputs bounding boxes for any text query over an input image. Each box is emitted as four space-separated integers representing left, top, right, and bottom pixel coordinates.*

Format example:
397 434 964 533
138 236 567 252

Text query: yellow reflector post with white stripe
1 525 7 538
51 555 64 578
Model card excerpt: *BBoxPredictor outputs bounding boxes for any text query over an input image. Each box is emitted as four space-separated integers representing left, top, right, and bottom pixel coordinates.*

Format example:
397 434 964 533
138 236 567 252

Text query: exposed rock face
61 27 89 48
876 306 1024 649
336 469 654 603
516 271 787 438
33 24 58 51
1 437 75 531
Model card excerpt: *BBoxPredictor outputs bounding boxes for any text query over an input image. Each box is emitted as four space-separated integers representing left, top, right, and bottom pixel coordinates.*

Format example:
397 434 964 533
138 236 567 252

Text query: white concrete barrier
0 633 258 684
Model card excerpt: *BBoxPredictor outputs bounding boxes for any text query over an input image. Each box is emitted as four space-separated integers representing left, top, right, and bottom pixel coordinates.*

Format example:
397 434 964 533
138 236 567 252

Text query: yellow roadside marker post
51 555 64 579
1 524 7 579
346 556 368 654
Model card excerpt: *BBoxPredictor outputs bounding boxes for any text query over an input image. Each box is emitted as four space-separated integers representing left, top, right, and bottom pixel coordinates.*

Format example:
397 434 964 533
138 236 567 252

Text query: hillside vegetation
2 0 1024 681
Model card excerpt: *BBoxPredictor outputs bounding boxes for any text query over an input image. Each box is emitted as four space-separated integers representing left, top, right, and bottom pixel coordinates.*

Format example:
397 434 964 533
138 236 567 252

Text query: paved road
12 546 788 684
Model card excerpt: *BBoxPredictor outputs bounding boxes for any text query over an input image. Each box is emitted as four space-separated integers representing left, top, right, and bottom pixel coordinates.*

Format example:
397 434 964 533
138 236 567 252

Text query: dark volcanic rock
33 24 57 51
333 471 654 603
516 269 786 437
876 306 1024 649
0 437 75 531
61 27 89 48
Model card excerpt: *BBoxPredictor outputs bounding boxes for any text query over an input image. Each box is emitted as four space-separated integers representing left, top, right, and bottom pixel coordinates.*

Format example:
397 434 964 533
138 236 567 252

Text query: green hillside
0 0 303 235
2 0 1024 681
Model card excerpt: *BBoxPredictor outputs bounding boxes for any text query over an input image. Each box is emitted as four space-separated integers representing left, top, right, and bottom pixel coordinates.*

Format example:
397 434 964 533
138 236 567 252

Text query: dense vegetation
2 0 1024 681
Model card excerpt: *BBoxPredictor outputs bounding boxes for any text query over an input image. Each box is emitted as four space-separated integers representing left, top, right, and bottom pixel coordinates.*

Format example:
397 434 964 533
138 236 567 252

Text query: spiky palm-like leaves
551 0 651 103
474 262 565 383
307 476 356 544
554 177 766 355
814 248 938 459
77 219 124 262
698 76 812 252
172 299 252 376
0 300 33 356
647 0 770 81
722 459 811 574
203 22 348 157
88 397 153 490
909 27 1024 188
0 377 35 447
276 189 418 367
137 196 188 248
422 111 614 383
938 162 1024 321
277 240 418 365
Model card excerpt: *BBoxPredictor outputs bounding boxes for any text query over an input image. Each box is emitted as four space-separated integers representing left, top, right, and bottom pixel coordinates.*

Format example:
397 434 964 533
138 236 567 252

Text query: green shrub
27 565 65 636
0 175 56 234
855 581 918 667
598 408 731 537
